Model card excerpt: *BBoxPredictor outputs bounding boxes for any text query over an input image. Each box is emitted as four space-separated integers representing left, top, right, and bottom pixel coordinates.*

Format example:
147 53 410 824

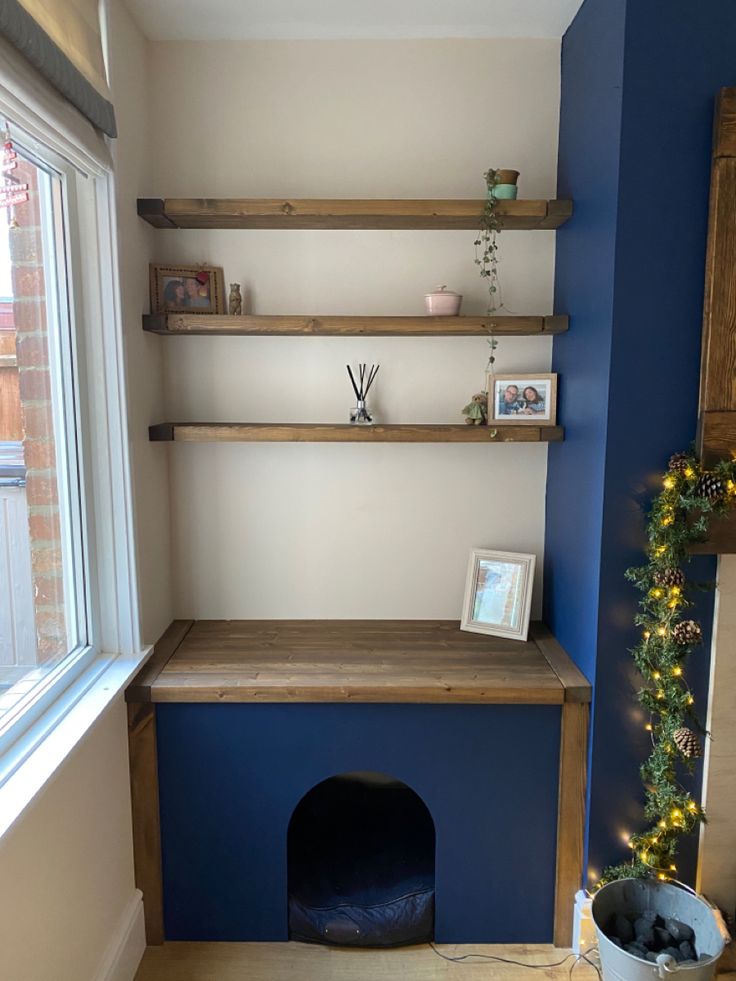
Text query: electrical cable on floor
428 942 602 979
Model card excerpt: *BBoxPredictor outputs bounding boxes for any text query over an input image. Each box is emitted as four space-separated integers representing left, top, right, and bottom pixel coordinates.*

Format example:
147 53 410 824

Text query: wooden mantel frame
698 87 736 463
692 88 736 553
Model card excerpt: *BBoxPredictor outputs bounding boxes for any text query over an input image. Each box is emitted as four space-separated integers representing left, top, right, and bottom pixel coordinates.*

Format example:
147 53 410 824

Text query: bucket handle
667 879 732 947
656 953 679 978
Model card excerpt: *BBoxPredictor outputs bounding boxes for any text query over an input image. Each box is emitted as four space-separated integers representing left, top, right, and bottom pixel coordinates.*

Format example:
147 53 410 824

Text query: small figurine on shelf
462 392 488 425
228 283 242 315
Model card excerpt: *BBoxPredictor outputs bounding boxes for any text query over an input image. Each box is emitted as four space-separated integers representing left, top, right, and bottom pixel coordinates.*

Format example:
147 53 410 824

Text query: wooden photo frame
460 548 536 641
488 373 558 425
149 264 225 315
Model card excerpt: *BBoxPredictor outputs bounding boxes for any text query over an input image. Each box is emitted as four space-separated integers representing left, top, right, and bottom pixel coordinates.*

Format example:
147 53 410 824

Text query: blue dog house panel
156 702 561 943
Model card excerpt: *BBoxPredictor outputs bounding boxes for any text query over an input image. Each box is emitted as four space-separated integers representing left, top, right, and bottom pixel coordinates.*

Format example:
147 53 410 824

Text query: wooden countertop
127 620 590 706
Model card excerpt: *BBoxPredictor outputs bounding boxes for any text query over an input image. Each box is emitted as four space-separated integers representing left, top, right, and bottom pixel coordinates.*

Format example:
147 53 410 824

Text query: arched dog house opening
287 771 436 947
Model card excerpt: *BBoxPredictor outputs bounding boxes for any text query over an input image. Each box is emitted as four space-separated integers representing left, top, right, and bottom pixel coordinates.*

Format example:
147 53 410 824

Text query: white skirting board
573 890 597 954
93 890 146 981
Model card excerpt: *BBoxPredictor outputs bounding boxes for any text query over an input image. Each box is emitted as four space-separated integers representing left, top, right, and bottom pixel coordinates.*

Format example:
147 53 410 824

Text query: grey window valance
0 0 116 138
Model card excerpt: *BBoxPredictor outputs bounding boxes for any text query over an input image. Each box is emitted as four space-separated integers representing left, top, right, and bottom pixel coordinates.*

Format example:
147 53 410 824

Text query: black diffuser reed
347 363 379 424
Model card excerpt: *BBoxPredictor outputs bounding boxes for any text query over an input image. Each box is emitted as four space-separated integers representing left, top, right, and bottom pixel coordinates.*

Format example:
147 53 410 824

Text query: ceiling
125 0 586 41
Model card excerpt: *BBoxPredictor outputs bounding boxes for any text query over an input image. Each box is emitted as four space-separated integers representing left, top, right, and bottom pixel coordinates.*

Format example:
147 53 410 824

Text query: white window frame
0 76 142 786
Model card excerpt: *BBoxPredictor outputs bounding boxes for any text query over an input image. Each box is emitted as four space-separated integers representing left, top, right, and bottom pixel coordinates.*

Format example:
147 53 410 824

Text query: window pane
0 138 86 724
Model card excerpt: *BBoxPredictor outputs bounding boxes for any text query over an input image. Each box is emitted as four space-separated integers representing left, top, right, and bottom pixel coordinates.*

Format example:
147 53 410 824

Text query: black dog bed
288 772 435 947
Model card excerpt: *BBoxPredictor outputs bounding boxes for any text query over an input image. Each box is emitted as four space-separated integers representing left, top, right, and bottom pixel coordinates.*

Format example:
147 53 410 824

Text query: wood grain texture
532 623 591 703
148 422 564 444
127 701 164 945
126 620 193 702
134 941 596 981
136 198 177 228
698 89 736 465
143 313 569 337
137 197 573 230
698 411 736 466
698 158 736 423
0 366 22 440
553 701 589 948
689 508 736 554
713 87 736 159
146 620 591 705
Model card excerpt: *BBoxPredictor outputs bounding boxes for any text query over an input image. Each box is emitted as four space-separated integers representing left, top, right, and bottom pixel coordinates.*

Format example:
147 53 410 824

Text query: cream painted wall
147 39 561 619
0 700 137 981
112 1 173 644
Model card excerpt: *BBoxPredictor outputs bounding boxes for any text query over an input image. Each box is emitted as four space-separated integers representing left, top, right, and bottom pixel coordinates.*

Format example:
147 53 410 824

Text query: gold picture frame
487 372 558 425
149 264 225 315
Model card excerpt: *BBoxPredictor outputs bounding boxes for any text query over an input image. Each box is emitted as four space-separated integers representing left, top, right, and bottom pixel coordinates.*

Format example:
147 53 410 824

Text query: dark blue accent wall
156 703 560 943
544 0 627 688
547 0 734 885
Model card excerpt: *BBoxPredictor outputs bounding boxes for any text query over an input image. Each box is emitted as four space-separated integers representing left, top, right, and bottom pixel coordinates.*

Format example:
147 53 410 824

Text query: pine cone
672 620 702 646
654 568 685 588
668 453 692 475
673 726 702 758
695 473 725 502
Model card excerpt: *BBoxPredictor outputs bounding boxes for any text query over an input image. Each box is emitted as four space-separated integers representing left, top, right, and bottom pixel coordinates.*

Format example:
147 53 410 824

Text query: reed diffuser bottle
347 363 379 425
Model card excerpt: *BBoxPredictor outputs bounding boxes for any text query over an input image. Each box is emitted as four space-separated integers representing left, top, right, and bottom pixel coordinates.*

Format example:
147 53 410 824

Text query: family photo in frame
488 373 557 425
150 263 225 315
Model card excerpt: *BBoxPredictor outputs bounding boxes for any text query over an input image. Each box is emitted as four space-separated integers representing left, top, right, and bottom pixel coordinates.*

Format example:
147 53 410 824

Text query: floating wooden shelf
126 619 591 705
143 312 569 336
149 422 564 443
137 197 573 230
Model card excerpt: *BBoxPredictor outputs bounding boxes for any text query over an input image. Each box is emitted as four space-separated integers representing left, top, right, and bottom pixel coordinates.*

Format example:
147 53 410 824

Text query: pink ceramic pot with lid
425 285 463 316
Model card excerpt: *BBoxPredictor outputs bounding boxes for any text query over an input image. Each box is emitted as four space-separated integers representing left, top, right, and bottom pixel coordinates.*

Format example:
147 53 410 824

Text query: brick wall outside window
9 160 68 665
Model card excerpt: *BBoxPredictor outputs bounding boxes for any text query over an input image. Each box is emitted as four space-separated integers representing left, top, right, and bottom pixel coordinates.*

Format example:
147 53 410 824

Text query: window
0 132 93 744
0 36 142 796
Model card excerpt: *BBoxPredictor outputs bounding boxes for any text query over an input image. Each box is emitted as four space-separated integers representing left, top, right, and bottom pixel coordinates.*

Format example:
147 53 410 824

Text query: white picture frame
460 549 536 641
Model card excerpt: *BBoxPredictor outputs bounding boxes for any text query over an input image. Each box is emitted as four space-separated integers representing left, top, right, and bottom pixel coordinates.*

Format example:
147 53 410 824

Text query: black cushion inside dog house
287 772 435 947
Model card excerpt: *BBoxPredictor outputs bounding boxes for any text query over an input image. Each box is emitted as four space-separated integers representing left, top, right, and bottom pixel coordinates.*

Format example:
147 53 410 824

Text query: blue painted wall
156 703 560 943
547 0 734 885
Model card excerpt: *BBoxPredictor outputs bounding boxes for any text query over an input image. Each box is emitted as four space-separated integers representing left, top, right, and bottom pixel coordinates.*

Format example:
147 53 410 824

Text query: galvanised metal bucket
592 879 725 981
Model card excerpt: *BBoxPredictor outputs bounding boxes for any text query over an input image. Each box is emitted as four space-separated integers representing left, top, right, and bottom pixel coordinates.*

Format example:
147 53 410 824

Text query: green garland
600 450 736 886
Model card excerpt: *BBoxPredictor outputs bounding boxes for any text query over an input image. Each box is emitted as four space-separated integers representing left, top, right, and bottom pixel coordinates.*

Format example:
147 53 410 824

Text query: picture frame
149 263 225 315
460 548 536 641
487 372 557 425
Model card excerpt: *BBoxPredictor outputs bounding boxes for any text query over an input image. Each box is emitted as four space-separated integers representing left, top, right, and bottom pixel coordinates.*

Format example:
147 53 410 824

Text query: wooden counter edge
532 622 592 703
125 619 193 702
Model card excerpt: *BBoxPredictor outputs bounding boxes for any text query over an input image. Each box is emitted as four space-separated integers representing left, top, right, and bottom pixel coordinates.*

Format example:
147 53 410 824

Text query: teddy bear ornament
462 392 488 425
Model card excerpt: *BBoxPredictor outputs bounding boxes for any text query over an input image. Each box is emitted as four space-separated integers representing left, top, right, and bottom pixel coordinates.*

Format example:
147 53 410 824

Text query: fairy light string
600 450 736 885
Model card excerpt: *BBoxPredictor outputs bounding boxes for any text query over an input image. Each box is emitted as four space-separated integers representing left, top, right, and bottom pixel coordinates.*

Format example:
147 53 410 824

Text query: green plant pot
489 184 518 200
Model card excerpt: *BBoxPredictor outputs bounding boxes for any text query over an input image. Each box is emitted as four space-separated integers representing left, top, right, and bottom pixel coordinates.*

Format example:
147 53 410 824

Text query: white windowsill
0 645 152 840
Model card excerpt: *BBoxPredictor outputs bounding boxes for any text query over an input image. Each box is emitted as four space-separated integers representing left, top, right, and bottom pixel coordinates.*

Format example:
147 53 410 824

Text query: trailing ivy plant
600 450 736 886
474 168 502 314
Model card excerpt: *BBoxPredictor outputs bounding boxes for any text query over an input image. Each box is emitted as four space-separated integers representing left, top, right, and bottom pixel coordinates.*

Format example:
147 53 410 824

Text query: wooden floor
135 942 599 980
135 940 736 980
